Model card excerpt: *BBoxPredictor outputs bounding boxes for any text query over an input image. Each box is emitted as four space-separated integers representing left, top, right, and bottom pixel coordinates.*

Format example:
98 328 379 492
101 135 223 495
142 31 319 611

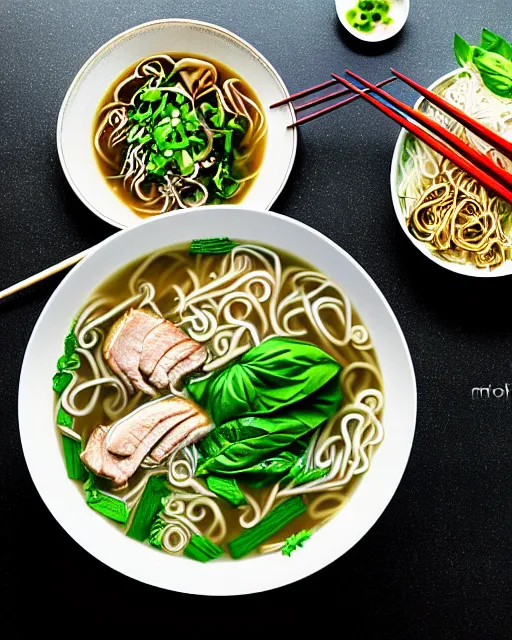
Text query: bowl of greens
57 19 296 229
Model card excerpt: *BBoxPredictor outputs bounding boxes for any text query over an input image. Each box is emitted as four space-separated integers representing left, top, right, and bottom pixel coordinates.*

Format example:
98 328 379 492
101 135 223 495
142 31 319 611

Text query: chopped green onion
53 371 73 394
189 237 238 255
228 496 307 559
281 529 312 557
126 475 169 542
148 516 166 549
184 535 223 562
84 475 130 524
62 435 85 480
141 89 162 102
56 406 73 428
206 476 247 506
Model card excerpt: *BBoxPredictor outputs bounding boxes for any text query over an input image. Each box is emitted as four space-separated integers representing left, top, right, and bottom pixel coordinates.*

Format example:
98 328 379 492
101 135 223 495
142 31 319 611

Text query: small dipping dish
335 0 409 43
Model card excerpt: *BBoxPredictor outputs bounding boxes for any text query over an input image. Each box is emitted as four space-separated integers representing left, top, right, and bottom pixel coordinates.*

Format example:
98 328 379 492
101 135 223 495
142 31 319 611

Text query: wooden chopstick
0 249 88 301
391 68 512 162
288 80 398 128
331 73 512 204
344 69 512 189
270 79 338 108
295 76 396 113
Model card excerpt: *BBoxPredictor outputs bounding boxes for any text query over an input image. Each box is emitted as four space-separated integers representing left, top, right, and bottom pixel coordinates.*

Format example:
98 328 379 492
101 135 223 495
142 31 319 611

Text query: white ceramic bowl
19 206 416 595
336 0 409 43
391 69 512 278
57 19 296 229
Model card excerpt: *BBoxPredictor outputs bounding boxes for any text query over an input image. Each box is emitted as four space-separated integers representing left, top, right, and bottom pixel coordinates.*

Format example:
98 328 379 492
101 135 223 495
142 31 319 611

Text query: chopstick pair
275 68 512 204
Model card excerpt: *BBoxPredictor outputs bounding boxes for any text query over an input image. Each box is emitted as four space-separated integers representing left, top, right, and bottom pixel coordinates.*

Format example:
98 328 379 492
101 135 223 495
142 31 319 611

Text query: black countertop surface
1 0 510 633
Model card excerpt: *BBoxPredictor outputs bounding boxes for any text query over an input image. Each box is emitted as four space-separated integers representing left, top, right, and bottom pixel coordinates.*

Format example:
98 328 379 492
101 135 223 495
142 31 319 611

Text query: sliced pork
103 308 207 396
104 309 163 396
80 396 213 488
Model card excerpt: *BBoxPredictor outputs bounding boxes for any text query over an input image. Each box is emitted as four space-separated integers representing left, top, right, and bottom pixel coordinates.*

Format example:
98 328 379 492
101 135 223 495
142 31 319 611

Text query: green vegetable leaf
184 535 223 562
189 237 238 254
454 33 473 66
206 476 247 506
473 47 512 97
56 406 73 428
64 325 78 357
187 337 342 426
84 474 130 524
149 516 166 549
281 529 312 557
141 89 162 102
127 475 169 542
229 496 307 559
480 29 512 60
57 352 81 371
62 435 85 480
53 371 73 394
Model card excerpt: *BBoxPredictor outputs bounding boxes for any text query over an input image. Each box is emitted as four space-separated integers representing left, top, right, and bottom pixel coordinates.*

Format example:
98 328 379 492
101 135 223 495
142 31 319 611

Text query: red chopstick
391 68 512 162
271 79 338 108
295 76 396 113
344 69 512 190
331 73 512 204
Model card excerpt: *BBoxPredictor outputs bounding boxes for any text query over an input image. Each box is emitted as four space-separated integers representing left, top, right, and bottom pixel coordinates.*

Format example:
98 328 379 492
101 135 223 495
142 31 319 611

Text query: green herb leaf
62 435 85 480
184 535 224 562
53 371 73 394
141 89 162 102
148 516 166 549
473 47 512 97
57 352 81 372
56 406 73 428
454 33 473 66
281 529 312 557
84 474 130 524
228 496 307 559
187 337 342 426
126 475 169 542
480 29 512 60
206 476 247 506
189 237 238 254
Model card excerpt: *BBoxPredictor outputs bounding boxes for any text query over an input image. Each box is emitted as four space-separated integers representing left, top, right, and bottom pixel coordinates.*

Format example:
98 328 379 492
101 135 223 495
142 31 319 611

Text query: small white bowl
336 0 409 43
57 19 296 229
19 206 416 595
391 69 512 278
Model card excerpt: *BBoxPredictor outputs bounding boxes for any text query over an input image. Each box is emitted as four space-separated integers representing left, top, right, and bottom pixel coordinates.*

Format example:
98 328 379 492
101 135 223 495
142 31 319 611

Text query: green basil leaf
196 379 340 475
187 336 342 426
206 476 247 506
480 29 512 60
454 33 473 66
473 47 512 97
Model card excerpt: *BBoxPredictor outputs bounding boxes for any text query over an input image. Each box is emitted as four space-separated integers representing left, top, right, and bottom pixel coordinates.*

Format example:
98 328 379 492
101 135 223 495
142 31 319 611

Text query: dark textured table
1 0 510 633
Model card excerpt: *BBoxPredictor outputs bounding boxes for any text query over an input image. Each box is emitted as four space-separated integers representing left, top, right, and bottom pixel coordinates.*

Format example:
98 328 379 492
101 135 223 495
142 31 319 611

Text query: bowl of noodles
391 68 512 276
57 19 296 229
19 206 416 594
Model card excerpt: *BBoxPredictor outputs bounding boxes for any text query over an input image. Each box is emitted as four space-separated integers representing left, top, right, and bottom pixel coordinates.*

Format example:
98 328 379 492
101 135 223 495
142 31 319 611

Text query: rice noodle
398 67 512 269
63 243 385 554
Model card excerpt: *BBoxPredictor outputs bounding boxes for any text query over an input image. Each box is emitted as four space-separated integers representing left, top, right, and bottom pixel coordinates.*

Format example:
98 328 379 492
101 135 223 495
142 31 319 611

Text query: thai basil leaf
472 47 512 97
480 29 512 61
454 33 473 66
206 476 247 506
196 377 340 475
187 337 342 426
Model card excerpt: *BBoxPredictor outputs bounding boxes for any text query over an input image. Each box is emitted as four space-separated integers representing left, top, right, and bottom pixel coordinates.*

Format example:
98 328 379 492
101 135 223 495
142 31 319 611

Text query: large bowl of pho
19 206 416 595
391 68 512 277
57 19 296 229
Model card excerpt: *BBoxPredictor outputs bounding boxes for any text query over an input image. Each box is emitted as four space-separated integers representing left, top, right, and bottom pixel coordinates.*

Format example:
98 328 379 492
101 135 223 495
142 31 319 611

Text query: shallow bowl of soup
57 19 296 229
19 206 416 595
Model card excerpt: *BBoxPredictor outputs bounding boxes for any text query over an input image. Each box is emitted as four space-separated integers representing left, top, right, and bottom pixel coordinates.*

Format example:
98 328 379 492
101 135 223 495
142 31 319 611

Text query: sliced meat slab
106 395 194 457
80 395 212 487
104 308 207 396
104 309 163 396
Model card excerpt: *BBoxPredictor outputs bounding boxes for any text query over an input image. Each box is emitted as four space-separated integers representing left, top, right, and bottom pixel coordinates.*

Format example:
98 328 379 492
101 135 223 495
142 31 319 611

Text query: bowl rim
390 67 512 278
335 0 410 43
18 206 417 595
56 18 297 229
